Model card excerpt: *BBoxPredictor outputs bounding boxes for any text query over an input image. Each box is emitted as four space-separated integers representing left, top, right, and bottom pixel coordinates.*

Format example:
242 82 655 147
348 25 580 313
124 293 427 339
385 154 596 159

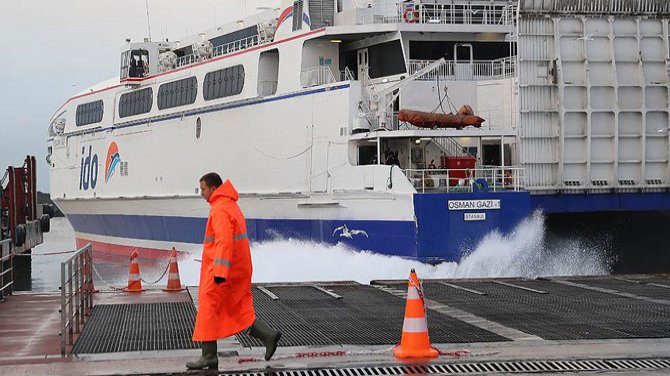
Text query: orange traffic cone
393 269 439 360
163 247 185 292
123 249 145 292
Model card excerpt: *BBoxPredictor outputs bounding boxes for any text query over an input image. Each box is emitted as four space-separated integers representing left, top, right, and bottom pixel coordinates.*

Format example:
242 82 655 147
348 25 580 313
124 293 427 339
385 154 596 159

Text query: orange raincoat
192 180 256 341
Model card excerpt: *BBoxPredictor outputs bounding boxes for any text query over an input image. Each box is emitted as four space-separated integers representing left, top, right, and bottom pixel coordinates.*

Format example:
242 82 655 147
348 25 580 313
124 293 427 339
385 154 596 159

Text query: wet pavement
0 276 669 375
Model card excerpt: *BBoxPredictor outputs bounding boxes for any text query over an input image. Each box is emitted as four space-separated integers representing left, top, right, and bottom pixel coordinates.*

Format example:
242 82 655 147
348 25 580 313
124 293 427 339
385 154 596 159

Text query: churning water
26 213 612 292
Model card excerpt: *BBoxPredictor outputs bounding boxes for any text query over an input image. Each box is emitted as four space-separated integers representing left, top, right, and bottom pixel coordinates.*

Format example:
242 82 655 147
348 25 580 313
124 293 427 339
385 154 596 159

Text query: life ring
403 9 419 23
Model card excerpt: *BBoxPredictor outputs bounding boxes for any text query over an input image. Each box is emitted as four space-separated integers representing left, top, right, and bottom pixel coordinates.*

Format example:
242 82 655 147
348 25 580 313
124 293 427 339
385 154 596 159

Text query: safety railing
300 66 338 87
407 57 517 81
340 66 355 82
0 239 12 301
176 35 269 68
60 243 94 356
348 1 515 26
405 166 524 193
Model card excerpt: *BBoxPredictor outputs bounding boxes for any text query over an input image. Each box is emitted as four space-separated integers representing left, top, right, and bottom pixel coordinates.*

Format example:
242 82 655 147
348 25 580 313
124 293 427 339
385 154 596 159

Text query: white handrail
300 66 337 87
354 2 515 26
407 57 517 81
404 166 525 193
0 239 12 301
176 35 269 69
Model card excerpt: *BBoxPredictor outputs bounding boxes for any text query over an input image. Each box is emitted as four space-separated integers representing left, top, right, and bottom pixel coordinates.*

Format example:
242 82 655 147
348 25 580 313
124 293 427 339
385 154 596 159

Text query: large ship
47 0 670 262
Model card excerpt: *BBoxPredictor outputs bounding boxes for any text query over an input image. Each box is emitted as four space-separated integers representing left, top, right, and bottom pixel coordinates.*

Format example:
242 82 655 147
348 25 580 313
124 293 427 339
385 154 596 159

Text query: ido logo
79 145 99 190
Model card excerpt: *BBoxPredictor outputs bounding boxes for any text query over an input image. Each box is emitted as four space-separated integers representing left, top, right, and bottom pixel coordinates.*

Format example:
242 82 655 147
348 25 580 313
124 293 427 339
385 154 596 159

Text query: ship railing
404 166 524 193
346 1 515 26
301 66 338 87
407 57 517 81
0 239 12 301
60 243 94 357
176 35 268 68
340 66 355 82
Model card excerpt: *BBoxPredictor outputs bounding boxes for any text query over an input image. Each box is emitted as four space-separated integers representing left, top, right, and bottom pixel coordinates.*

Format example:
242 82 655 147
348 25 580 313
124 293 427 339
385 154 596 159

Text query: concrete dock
0 274 669 375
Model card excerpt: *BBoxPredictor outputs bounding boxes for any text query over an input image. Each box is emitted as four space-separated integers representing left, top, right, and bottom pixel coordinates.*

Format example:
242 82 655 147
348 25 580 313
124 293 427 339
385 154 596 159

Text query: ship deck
0 275 669 375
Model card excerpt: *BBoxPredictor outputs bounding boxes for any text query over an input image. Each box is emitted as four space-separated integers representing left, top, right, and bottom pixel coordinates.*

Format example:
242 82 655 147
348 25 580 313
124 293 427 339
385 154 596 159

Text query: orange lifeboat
398 105 485 129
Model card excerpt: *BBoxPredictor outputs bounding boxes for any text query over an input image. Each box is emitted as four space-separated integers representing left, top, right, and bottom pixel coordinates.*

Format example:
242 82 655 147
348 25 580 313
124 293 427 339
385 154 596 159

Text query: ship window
204 65 245 100
120 50 130 80
129 49 149 78
368 40 406 79
292 0 304 31
158 77 198 110
119 87 153 118
75 100 104 126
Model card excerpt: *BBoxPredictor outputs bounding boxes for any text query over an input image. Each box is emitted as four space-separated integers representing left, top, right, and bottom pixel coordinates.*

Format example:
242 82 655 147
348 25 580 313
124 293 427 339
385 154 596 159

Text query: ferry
47 0 670 261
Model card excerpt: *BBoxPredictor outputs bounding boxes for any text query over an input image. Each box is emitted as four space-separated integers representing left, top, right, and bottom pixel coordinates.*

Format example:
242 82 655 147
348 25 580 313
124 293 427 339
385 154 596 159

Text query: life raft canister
403 8 419 23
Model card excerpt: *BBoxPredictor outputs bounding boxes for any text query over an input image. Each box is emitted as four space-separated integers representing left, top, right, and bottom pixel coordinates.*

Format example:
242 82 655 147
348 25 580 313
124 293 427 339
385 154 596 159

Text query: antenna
145 0 152 41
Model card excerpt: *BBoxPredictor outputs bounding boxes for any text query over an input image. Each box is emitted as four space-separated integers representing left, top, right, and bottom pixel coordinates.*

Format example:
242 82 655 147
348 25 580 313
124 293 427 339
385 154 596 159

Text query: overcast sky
0 0 280 192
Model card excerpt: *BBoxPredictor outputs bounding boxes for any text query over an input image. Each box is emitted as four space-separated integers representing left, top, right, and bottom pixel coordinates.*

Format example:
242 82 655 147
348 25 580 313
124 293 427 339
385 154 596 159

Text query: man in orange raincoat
187 173 282 370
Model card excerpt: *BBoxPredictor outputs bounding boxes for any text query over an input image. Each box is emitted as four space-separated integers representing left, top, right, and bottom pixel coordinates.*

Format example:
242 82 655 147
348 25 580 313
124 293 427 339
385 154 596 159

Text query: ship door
357 48 369 84
454 43 473 80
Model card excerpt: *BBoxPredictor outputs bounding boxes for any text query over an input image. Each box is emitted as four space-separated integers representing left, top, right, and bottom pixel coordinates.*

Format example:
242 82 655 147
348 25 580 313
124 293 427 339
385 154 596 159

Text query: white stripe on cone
168 272 180 280
128 274 141 281
402 317 429 333
406 285 421 299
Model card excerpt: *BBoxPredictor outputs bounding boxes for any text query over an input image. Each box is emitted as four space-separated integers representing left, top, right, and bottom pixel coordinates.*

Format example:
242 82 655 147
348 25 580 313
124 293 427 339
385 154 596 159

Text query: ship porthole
196 117 202 139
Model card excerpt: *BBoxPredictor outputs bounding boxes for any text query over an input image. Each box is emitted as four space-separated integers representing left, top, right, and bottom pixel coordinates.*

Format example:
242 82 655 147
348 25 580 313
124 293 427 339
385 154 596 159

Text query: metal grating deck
217 358 670 375
566 278 670 300
379 278 670 341
236 284 510 347
72 302 199 354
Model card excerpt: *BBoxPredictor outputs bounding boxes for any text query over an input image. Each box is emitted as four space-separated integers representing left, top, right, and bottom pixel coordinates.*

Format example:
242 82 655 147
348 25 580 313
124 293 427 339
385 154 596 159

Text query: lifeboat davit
398 105 485 129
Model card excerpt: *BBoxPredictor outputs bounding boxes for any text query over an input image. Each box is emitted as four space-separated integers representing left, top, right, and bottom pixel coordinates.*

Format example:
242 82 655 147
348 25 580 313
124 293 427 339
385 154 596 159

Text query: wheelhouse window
119 87 153 118
158 77 198 110
75 100 104 126
121 49 150 79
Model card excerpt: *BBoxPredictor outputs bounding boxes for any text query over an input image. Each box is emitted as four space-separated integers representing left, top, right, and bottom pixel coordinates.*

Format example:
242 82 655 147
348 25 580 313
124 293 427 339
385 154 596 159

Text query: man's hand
214 276 226 284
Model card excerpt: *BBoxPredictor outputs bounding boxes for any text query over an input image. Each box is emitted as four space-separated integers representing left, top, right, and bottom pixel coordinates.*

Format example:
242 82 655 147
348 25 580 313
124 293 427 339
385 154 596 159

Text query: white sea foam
180 211 612 285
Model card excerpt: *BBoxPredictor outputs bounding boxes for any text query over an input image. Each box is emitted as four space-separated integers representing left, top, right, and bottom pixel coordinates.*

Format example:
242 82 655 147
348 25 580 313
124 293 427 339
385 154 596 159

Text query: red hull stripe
76 238 185 260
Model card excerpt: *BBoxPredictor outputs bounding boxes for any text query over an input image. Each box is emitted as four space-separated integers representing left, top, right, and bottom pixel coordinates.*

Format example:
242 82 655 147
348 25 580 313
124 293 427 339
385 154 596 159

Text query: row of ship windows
76 65 245 126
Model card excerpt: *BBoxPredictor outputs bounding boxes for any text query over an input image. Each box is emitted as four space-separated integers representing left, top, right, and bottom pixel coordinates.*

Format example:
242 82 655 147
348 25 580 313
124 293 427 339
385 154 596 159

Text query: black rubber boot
186 341 218 370
249 319 282 361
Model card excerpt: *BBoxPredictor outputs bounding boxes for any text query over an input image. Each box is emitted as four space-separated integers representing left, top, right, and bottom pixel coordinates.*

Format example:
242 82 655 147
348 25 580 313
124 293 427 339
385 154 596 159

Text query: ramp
374 276 670 340
72 302 199 354
236 284 509 347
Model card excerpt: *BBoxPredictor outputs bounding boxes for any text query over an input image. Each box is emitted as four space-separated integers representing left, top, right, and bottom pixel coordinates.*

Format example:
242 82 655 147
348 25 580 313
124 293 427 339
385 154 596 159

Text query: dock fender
15 224 26 247
40 214 51 233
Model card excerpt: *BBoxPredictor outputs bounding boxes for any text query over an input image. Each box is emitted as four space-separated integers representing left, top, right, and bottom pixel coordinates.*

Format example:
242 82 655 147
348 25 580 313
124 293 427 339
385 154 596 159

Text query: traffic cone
123 249 145 292
163 247 185 292
393 269 439 360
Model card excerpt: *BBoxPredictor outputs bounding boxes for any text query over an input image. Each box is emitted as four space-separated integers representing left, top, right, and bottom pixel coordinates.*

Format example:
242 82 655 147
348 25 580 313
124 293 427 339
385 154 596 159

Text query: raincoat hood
209 179 239 204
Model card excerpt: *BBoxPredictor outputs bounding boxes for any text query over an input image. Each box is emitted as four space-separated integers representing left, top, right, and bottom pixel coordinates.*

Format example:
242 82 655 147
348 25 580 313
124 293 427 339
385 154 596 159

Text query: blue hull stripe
67 191 534 262
67 214 418 257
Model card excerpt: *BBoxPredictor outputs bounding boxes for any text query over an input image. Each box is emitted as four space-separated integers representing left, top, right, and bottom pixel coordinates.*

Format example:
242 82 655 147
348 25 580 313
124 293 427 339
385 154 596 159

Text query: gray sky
0 0 279 192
